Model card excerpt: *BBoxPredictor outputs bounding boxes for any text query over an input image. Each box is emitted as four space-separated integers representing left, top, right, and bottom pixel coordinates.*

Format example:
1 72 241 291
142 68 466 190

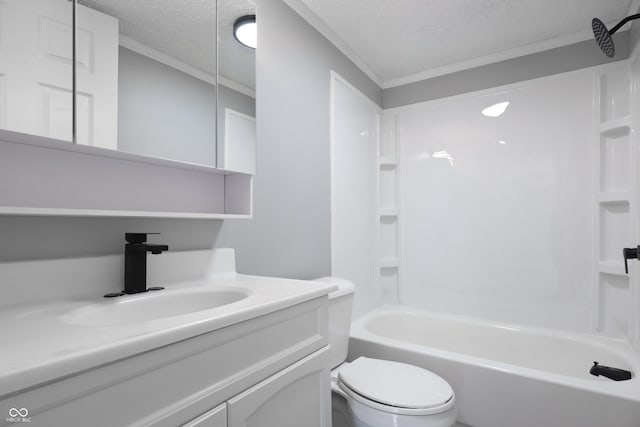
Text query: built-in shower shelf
598 192 631 204
380 208 399 217
598 261 627 276
379 257 400 268
600 117 630 135
379 157 398 167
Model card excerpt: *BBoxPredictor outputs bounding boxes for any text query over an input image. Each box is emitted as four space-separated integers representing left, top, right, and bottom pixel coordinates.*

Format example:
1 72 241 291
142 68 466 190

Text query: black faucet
590 361 632 381
123 232 169 294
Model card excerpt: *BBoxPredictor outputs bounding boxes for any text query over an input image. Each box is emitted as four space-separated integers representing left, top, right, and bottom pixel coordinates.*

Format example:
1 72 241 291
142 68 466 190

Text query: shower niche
378 113 400 304
599 128 631 194
594 63 637 340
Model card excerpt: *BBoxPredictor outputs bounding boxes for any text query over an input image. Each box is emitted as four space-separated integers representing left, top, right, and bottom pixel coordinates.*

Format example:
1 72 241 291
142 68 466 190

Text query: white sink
63 287 251 326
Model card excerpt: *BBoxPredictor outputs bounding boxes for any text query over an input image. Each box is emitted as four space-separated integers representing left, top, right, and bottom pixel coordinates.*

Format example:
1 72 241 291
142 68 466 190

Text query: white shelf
0 131 254 219
380 209 399 217
0 206 252 219
380 257 400 268
598 192 630 204
379 157 398 167
598 261 627 276
600 117 630 135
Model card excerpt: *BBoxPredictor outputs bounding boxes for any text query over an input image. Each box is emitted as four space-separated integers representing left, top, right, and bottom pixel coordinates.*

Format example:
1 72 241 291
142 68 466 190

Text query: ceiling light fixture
482 101 510 118
234 15 256 49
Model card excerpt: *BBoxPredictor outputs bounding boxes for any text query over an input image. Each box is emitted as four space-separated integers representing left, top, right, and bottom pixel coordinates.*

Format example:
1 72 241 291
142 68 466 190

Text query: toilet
315 277 456 427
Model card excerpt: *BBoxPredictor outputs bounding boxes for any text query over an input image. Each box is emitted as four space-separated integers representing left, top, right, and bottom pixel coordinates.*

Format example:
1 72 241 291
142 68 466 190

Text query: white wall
330 73 381 319
391 70 595 332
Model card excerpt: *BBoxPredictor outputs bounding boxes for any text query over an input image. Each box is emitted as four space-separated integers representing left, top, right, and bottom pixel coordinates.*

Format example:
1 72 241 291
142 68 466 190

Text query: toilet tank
314 277 355 369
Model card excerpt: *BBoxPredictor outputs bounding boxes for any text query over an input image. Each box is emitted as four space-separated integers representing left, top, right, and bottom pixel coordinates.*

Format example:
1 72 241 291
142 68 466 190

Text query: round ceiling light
234 15 256 49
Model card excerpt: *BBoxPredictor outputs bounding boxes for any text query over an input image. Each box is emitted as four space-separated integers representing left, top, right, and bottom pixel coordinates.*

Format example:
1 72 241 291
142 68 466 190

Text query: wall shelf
0 131 254 219
379 208 399 217
600 117 630 135
379 157 398 167
598 261 626 276
598 192 631 204
379 257 400 268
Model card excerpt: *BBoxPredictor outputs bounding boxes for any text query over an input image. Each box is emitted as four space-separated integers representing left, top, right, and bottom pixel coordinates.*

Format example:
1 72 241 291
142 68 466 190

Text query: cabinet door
182 403 226 427
227 347 331 427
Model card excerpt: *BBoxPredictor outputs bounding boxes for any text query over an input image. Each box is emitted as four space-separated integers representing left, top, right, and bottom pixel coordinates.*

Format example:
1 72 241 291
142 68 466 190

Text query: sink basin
63 287 251 326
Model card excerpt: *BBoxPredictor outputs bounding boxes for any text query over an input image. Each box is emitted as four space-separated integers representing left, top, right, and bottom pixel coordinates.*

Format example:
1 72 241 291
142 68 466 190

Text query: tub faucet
590 361 632 381
124 232 169 294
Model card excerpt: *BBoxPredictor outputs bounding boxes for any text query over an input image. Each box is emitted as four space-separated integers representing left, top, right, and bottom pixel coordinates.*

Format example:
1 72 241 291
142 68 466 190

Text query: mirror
217 0 256 174
74 0 256 173
0 0 256 173
0 0 74 142
76 0 218 167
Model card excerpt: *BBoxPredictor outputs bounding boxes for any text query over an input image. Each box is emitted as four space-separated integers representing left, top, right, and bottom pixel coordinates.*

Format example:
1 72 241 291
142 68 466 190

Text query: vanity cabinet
0 297 330 427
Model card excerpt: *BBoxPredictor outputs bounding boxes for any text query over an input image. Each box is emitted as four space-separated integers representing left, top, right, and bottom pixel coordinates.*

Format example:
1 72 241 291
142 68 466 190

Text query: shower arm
609 13 640 35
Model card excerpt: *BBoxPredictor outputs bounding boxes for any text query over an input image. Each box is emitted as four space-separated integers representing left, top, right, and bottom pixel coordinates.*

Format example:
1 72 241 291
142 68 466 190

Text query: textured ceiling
79 0 255 90
297 0 637 85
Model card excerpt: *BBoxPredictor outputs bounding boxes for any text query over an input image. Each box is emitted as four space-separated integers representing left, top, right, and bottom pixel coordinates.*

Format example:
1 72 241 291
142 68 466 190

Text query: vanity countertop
0 272 336 398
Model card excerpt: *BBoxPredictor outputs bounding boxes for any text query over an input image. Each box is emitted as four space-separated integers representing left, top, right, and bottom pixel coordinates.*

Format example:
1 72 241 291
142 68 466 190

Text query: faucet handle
125 232 160 244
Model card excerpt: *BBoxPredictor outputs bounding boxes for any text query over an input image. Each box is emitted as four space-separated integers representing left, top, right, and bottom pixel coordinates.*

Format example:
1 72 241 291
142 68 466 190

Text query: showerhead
592 14 640 58
592 18 614 58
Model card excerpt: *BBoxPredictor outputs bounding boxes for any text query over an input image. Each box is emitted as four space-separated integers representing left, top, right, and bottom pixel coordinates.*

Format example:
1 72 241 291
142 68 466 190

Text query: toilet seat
336 357 454 416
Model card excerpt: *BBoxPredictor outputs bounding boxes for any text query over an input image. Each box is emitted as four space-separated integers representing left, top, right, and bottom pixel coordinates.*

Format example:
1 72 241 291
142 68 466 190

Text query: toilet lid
338 357 453 410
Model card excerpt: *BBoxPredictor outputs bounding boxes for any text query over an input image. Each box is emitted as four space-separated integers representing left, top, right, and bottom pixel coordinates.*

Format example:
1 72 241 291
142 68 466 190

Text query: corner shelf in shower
591 63 639 341
378 113 401 304
379 157 398 167
379 257 400 268
598 261 626 276
598 192 631 204
380 208 399 217
599 117 630 135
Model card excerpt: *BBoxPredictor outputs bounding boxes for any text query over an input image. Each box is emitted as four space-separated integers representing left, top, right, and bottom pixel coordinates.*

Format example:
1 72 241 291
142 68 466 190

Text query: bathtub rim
349 305 640 403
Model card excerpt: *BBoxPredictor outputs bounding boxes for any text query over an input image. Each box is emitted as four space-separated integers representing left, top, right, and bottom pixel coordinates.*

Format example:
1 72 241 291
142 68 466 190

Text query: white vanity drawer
227 347 331 427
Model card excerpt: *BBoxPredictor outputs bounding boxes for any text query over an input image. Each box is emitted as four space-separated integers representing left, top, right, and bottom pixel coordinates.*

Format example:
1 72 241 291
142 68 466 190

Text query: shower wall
386 68 604 333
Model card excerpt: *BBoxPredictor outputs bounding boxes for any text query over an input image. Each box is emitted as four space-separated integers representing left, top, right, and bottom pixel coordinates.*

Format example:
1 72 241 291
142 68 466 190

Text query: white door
330 72 382 319
0 0 74 141
0 0 118 148
227 348 331 427
224 108 256 174
75 3 118 149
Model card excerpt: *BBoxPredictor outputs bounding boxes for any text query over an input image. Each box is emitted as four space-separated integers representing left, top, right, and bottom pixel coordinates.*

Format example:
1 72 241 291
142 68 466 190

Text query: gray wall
120 46 255 169
118 47 217 167
215 0 381 279
383 33 630 108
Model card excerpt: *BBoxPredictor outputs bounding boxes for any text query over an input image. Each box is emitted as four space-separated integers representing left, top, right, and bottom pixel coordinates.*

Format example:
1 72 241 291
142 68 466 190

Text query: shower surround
378 58 640 345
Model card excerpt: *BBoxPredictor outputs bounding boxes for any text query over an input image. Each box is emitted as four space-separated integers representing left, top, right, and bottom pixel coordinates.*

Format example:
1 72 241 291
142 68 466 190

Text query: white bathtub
348 306 640 427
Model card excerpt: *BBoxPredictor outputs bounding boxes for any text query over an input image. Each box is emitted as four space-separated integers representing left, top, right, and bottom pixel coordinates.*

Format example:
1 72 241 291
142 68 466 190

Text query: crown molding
119 35 216 85
382 28 610 89
283 1 635 91
282 0 383 87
